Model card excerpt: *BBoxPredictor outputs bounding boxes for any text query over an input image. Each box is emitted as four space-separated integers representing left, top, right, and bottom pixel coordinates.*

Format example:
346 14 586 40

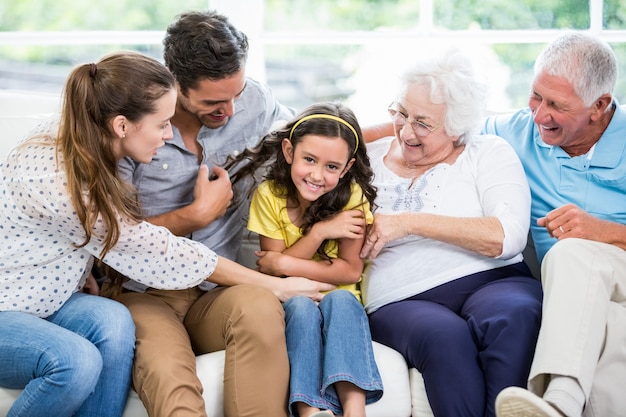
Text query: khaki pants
528 238 626 417
116 285 289 417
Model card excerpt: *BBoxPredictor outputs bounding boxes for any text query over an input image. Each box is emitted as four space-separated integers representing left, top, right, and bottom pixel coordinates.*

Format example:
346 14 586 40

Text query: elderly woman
360 50 543 417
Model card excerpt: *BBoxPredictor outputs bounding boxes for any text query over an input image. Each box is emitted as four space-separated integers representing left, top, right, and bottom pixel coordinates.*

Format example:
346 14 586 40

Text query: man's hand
144 165 233 236
538 203 597 240
190 165 233 225
81 273 100 296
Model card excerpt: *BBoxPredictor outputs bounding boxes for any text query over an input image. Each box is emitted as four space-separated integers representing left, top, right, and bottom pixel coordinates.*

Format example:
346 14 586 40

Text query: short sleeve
247 181 286 241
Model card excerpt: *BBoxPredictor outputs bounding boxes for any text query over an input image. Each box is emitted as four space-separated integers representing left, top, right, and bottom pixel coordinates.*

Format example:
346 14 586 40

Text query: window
1 0 625 123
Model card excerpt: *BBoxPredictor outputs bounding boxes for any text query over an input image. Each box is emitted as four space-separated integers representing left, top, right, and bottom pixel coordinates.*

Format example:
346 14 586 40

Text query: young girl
226 102 383 417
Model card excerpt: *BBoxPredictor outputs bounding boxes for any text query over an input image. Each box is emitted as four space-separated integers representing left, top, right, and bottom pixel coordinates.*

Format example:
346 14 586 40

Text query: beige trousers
117 285 289 417
528 238 626 417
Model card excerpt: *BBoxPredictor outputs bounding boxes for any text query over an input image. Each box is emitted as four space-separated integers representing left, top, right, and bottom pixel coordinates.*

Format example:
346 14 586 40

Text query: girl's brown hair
224 101 377 261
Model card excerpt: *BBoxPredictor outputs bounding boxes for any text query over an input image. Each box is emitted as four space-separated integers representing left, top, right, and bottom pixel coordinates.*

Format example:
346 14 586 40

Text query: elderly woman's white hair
398 49 487 145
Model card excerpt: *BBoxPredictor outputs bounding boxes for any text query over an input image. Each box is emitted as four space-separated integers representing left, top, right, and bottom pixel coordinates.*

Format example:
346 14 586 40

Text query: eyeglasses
388 104 440 136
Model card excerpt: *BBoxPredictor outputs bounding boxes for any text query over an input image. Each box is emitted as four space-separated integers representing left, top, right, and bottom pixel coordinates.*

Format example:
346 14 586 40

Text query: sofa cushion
120 343 412 417
122 350 225 417
410 369 435 417
368 342 412 417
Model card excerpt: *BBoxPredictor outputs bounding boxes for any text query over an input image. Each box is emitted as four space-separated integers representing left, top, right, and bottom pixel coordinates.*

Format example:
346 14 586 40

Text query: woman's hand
271 277 336 303
360 213 409 259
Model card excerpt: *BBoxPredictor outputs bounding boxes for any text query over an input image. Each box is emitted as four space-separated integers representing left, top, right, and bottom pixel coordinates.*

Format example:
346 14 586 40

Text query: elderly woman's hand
360 212 410 259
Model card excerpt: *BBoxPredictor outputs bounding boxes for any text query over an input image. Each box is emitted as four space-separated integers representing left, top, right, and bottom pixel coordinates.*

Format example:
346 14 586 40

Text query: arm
209 255 335 302
281 210 366 259
146 165 233 236
361 212 504 259
255 210 368 285
257 234 366 285
362 121 394 143
248 182 368 284
362 137 530 260
538 203 626 251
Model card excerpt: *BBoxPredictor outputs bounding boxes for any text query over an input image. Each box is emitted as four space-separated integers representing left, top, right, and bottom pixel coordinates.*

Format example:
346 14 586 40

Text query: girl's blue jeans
0 292 135 417
284 289 383 417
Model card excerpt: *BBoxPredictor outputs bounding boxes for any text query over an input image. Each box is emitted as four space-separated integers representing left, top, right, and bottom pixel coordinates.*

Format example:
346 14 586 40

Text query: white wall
0 90 59 158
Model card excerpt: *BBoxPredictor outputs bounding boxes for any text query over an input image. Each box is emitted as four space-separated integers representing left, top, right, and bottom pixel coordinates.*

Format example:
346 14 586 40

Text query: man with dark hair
114 10 334 417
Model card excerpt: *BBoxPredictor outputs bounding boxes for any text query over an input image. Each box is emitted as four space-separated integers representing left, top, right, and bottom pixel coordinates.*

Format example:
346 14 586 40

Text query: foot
496 387 565 417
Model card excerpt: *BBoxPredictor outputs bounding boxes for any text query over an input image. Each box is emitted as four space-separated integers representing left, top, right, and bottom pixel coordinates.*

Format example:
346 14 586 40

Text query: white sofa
0 89 434 417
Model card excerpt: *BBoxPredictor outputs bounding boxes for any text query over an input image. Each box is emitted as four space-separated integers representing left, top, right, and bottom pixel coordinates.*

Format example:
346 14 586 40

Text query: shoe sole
496 387 563 417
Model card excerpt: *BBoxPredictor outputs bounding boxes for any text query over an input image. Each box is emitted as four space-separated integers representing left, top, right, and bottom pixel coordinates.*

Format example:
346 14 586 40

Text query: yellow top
247 180 373 300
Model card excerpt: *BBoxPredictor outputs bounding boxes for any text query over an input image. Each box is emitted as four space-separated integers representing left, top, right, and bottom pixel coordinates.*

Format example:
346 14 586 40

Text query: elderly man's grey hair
534 32 617 107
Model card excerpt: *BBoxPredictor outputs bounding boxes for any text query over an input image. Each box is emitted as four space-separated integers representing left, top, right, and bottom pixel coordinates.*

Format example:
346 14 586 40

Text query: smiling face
116 88 176 163
282 134 354 207
392 82 458 169
176 70 247 129
529 70 599 154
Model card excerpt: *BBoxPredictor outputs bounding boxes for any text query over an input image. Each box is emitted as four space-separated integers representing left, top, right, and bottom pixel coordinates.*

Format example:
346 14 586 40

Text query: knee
502 279 543 316
543 238 580 264
234 285 284 320
284 296 319 326
319 289 361 315
89 300 136 363
228 286 286 340
98 301 135 343
542 238 601 273
472 287 543 341
407 319 476 368
47 336 103 390
104 301 135 334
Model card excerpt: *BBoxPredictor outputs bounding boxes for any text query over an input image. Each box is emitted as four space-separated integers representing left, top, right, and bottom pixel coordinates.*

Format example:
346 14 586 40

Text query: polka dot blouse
0 119 218 318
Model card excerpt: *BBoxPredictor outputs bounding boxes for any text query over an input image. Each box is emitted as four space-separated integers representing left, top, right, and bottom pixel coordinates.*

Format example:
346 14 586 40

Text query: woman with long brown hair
0 50 213 417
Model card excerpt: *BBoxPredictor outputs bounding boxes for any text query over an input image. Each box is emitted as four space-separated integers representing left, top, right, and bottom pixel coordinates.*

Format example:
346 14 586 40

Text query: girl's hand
255 250 285 276
312 209 366 241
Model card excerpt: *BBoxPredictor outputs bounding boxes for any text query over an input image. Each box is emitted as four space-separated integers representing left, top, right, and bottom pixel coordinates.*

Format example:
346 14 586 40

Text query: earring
122 134 126 138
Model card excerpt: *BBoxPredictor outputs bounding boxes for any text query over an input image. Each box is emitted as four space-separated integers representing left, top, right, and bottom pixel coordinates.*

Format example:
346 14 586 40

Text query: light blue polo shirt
119 77 295 291
482 104 626 262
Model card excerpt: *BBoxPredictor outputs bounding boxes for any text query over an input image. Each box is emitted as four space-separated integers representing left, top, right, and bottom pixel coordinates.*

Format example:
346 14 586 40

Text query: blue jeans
368 262 543 417
284 290 383 417
0 292 135 417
